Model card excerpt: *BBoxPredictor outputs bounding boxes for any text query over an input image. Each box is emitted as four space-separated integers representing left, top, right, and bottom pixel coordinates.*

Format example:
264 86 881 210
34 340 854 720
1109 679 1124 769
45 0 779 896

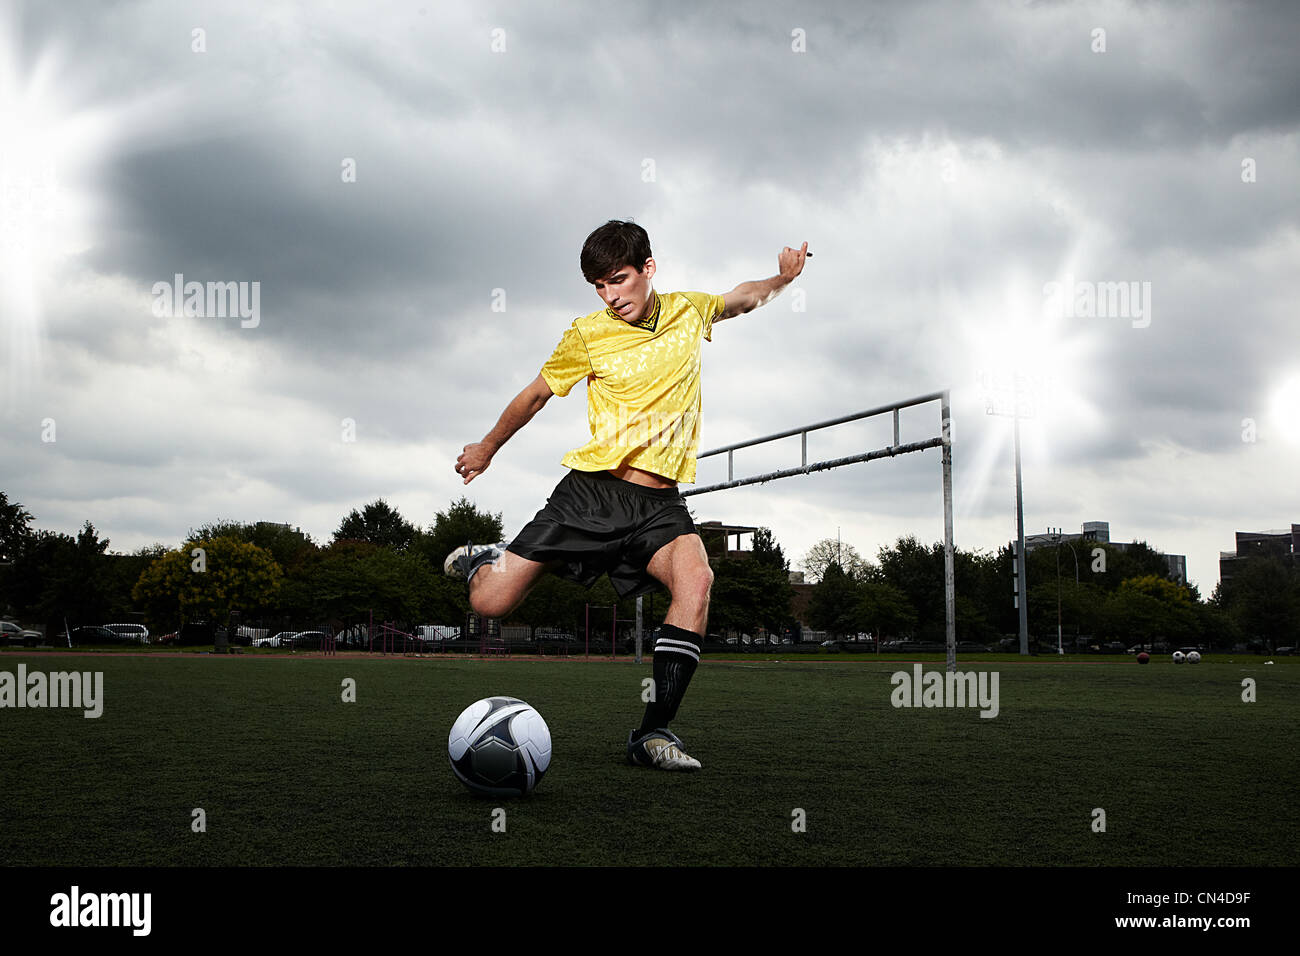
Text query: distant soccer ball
1186 650 1201 664
1136 652 1150 664
448 697 551 797
1172 651 1186 664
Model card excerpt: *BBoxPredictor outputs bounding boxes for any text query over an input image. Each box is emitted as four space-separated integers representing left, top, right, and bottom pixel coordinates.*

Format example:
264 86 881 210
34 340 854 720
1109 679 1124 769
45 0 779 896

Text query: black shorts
506 469 698 599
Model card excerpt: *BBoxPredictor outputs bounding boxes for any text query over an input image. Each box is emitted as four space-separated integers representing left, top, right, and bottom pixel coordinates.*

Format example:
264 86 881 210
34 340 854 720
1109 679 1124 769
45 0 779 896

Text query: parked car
253 631 296 648
104 623 150 645
1 620 41 647
287 630 329 649
259 630 328 649
69 625 122 645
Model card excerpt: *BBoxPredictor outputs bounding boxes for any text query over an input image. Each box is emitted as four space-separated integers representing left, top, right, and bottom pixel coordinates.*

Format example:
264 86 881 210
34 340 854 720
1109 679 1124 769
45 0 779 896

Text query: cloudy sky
2 0 1297 595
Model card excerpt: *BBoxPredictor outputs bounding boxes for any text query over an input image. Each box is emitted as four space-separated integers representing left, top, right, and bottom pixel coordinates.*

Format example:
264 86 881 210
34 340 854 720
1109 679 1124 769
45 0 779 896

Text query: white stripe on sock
655 640 700 662
656 637 701 652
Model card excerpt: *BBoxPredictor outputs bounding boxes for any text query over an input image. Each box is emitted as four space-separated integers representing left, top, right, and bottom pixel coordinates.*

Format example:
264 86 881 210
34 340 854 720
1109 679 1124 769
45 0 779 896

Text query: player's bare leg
465 549 553 620
645 532 713 635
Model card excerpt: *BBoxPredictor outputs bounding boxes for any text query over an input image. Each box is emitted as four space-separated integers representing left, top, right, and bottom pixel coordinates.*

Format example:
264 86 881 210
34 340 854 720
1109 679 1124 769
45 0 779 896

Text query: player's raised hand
778 241 810 280
455 443 492 484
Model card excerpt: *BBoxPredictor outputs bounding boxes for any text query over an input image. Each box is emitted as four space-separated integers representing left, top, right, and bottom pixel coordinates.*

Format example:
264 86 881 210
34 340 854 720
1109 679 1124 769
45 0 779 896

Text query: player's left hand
779 241 810 280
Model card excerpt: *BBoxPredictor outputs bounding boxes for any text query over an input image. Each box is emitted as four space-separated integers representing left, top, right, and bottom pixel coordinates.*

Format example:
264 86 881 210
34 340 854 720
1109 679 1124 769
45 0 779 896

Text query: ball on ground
448 696 551 797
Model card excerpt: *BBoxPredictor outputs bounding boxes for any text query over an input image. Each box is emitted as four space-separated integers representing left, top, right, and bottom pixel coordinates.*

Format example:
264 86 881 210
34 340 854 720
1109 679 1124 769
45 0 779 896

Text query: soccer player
446 220 809 771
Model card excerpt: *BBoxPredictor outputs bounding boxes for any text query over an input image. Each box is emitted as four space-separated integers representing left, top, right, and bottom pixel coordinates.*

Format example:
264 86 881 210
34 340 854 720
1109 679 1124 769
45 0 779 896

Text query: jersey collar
608 292 661 332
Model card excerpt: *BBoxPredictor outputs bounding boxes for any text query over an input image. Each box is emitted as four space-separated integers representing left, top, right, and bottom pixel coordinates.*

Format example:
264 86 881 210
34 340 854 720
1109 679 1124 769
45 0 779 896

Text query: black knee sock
638 624 701 734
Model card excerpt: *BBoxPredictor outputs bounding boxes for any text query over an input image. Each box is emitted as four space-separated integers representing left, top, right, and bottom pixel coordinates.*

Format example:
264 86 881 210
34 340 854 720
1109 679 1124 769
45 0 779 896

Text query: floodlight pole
1015 415 1029 655
983 372 1034 657
942 394 956 674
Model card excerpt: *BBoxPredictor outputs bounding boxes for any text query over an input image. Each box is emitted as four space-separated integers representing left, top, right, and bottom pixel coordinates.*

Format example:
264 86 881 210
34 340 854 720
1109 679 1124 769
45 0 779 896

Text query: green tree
291 539 447 630
711 557 793 639
1218 556 1300 651
133 536 283 628
29 523 115 634
92 545 169 624
0 491 34 565
1096 588 1171 646
807 562 865 638
191 520 316 568
752 527 789 572
334 499 417 551
877 535 947 640
858 579 917 641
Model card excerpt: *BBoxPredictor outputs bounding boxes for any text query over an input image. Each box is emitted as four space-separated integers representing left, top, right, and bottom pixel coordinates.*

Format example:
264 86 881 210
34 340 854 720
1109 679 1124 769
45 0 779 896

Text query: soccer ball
1186 650 1201 664
1136 652 1150 664
448 697 551 797
1172 651 1186 664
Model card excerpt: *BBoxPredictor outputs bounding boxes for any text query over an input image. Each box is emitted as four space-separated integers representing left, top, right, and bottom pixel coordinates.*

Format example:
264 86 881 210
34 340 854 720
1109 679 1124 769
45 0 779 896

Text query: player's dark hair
580 220 652 283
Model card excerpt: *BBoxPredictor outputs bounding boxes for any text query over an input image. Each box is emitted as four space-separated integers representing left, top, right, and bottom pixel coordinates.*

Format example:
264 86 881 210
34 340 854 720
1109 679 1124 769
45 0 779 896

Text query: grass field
1 651 1295 867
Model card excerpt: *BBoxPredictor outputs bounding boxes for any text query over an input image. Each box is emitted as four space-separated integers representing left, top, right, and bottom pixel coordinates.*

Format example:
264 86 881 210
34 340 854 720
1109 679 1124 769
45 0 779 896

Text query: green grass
1 653 1294 866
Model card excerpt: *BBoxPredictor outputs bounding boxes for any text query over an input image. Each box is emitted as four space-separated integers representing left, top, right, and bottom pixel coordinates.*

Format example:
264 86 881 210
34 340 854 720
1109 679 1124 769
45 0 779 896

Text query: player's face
592 258 656 323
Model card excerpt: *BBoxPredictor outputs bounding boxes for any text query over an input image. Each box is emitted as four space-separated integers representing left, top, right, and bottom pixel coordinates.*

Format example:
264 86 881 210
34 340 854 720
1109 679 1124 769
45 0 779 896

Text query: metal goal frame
636 391 956 672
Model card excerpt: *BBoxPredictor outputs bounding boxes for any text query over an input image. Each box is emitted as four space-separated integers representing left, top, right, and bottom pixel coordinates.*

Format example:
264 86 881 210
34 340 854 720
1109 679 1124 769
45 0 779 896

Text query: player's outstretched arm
455 373 555 484
718 241 810 322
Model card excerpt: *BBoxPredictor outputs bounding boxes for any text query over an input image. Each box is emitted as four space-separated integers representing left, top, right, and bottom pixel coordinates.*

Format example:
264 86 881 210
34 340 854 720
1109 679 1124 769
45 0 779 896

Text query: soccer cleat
443 542 508 582
627 728 702 771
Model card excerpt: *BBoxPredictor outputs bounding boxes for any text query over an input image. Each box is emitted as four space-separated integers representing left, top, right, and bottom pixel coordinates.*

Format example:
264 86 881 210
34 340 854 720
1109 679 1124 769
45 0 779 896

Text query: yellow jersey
540 291 725 483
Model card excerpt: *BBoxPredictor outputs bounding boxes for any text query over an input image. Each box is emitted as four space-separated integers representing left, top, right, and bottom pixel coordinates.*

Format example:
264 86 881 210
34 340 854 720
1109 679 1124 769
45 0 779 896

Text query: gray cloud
2 0 1298 593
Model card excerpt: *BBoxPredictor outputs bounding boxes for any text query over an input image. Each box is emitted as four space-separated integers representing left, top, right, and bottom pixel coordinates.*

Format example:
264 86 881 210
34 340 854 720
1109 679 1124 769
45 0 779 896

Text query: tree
806 563 865 638
1072 540 1176 594
858 579 916 641
1218 556 1300 651
191 520 316 569
877 535 946 640
100 545 169 622
0 493 36 618
133 536 283 629
710 557 793 639
801 537 867 583
0 491 34 564
333 499 417 551
15 523 116 634
752 527 789 572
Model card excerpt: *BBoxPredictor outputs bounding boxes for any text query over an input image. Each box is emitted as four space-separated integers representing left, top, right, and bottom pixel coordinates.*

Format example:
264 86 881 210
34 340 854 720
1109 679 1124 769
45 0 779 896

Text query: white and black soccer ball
448 697 551 797
1172 651 1186 664
1186 650 1201 664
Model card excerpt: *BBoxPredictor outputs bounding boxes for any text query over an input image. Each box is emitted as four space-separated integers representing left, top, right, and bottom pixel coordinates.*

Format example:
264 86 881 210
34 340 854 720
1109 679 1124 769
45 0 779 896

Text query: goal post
634 391 956 672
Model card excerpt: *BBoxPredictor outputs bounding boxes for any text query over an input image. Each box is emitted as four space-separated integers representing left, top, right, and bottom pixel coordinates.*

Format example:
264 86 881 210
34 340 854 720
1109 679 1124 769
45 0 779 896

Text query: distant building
1025 520 1187 584
1219 524 1300 583
696 521 760 561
